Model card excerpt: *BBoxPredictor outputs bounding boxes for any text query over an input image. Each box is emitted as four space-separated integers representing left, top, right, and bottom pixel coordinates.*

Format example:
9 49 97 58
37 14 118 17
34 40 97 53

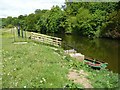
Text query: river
47 33 120 73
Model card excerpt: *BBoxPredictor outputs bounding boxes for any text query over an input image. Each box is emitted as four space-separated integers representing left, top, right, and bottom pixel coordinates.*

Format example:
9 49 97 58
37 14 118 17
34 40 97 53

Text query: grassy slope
2 30 69 88
1 28 119 88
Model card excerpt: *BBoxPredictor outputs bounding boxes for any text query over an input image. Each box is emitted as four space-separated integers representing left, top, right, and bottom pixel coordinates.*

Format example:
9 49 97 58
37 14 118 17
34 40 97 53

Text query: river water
48 33 120 73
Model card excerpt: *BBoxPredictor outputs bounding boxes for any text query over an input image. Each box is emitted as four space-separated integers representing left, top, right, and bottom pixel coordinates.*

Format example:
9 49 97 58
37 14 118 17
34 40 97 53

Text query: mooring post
17 23 20 37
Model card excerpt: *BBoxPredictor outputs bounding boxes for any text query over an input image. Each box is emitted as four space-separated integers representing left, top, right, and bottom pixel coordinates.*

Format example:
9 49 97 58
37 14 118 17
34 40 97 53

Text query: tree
25 14 37 32
2 2 119 38
101 10 120 38
46 5 63 33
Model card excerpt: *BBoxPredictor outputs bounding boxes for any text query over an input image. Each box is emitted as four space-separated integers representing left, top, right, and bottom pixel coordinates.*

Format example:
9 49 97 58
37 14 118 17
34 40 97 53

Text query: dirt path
68 69 93 88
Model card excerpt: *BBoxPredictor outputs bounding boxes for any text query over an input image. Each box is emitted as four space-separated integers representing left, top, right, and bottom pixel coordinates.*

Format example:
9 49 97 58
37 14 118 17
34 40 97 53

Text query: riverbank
1 29 119 88
56 33 119 73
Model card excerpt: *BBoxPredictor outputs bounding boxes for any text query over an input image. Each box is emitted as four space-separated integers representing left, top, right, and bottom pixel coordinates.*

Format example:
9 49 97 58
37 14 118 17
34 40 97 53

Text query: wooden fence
30 32 62 47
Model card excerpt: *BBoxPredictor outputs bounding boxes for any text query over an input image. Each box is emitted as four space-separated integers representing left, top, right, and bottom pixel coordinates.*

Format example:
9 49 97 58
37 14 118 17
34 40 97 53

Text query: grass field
1 28 119 88
2 29 65 88
1 29 83 88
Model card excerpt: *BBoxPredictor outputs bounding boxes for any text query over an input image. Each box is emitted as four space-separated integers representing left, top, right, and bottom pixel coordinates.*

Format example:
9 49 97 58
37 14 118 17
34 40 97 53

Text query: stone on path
64 49 77 54
69 53 84 61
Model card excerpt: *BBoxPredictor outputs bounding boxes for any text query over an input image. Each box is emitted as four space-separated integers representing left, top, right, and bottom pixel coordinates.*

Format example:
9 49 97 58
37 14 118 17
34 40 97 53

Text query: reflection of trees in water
61 34 119 73
61 34 119 57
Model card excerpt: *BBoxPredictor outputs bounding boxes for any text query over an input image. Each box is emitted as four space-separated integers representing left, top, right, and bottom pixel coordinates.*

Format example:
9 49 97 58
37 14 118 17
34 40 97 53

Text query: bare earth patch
68 69 93 88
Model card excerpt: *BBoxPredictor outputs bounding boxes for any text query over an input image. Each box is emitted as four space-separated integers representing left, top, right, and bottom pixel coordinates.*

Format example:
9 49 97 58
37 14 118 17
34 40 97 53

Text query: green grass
2 31 63 88
1 28 119 88
69 61 119 88
1 29 83 88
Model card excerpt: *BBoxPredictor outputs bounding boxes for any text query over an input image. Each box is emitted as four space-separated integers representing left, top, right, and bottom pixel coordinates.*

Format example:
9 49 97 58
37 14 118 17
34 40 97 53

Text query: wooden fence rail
30 32 62 47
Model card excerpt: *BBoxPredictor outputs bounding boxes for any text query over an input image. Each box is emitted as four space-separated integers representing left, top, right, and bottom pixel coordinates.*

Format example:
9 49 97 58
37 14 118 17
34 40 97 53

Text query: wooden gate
30 32 62 47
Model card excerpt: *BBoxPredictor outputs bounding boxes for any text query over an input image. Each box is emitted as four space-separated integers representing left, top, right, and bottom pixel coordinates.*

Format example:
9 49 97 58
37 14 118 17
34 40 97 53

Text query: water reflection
63 35 119 73
47 33 120 73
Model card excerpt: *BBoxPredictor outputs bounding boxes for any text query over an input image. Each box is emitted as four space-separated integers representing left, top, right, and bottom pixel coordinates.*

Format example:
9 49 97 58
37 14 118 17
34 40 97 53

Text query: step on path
64 49 84 61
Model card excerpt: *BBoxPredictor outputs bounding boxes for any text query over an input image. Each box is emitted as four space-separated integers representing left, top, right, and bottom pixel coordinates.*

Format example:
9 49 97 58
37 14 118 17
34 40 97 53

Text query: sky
0 0 65 18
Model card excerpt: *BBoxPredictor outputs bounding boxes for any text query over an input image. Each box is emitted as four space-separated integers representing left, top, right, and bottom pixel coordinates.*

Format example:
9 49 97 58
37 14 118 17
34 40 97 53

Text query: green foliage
12 17 19 26
25 14 37 32
36 10 49 33
88 69 119 88
46 6 63 33
7 24 14 28
2 2 120 38
101 10 120 38
64 82 83 88
76 8 93 36
64 2 119 38
2 16 13 27
89 2 117 13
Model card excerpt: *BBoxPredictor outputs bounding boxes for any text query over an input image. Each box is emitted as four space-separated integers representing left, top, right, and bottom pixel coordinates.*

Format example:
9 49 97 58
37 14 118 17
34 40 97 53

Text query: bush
7 24 13 28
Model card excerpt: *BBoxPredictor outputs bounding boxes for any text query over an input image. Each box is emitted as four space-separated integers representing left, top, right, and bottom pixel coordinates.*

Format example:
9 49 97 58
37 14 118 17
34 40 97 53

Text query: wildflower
13 68 16 71
42 78 46 82
15 82 18 87
24 86 26 88
7 73 10 76
40 80 43 83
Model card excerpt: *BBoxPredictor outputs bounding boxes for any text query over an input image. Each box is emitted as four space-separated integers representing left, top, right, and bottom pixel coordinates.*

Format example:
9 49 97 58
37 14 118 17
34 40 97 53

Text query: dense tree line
2 2 120 38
